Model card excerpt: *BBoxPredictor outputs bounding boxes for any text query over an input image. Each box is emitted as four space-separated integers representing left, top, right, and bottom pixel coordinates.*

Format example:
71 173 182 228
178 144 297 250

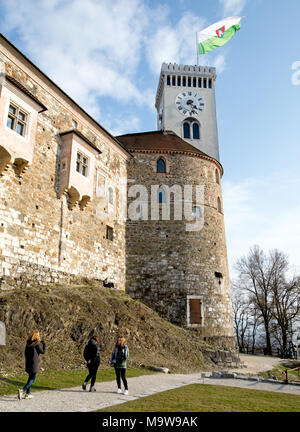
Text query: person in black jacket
82 335 101 392
18 330 46 400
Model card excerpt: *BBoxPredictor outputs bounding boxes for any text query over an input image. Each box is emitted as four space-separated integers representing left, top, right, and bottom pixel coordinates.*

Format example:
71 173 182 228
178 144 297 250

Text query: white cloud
0 0 229 130
0 0 151 117
102 114 141 136
219 0 247 16
223 174 300 277
145 12 207 74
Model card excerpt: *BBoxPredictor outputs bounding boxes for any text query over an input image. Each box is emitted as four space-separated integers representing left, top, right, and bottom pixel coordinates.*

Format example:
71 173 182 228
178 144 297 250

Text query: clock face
175 91 205 116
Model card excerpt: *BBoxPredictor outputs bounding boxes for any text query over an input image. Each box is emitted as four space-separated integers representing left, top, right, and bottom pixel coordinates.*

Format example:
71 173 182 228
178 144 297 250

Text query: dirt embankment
0 282 216 374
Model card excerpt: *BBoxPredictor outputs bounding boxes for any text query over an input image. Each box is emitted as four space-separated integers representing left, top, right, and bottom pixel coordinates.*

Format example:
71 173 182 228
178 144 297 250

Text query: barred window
6 103 28 137
76 152 89 177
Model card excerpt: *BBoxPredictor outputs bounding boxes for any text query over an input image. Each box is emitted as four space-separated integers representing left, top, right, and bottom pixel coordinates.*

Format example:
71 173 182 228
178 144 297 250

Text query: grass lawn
0 367 157 397
99 383 300 412
258 365 300 382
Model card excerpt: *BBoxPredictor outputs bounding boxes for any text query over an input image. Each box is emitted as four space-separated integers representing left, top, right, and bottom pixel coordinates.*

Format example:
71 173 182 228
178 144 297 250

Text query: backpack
83 344 91 361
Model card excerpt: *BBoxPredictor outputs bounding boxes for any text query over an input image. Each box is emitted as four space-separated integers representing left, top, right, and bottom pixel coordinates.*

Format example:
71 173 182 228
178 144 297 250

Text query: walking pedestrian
82 335 101 392
110 336 129 395
18 330 46 400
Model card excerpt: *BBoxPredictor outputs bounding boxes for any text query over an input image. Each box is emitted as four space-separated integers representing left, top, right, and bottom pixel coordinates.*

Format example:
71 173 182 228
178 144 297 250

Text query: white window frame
5 99 30 140
76 151 89 178
186 295 204 327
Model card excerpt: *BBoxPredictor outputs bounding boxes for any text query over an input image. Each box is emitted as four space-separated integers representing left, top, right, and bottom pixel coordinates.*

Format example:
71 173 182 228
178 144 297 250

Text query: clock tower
155 63 220 161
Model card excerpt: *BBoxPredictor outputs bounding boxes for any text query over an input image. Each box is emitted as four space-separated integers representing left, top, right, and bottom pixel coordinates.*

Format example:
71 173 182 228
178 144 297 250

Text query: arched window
157 158 166 173
183 122 190 139
192 123 200 139
217 197 222 213
215 169 220 184
183 119 200 140
158 187 166 204
108 187 114 205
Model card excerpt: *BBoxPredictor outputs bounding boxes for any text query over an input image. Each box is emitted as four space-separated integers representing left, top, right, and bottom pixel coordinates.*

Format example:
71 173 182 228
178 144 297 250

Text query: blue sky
1 0 300 276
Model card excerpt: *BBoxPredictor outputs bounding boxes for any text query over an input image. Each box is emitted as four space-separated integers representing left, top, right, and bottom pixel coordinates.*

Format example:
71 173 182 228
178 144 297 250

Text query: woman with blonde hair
110 336 129 395
18 330 46 400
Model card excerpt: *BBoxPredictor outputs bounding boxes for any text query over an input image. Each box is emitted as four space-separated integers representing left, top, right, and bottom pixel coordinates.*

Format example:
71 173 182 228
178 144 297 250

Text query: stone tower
117 63 234 347
155 63 219 161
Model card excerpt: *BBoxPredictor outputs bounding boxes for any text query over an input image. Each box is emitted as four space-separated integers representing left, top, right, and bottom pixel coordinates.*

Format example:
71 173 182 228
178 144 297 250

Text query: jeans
23 373 37 394
85 357 100 387
115 367 128 390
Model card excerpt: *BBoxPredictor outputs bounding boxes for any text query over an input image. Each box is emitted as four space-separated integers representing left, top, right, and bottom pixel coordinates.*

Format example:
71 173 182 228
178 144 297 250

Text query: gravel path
0 370 299 412
231 354 285 374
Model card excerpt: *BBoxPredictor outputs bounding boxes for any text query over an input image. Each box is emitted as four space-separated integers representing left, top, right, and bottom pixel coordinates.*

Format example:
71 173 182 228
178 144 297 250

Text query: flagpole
196 32 198 66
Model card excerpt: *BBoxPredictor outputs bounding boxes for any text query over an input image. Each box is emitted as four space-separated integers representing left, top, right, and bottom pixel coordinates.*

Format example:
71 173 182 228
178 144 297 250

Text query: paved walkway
0 372 299 412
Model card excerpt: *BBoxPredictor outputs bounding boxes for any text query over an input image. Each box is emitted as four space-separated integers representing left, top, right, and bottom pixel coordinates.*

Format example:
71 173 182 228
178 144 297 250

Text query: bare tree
248 301 262 354
235 246 300 356
231 289 251 352
235 246 275 355
269 249 300 353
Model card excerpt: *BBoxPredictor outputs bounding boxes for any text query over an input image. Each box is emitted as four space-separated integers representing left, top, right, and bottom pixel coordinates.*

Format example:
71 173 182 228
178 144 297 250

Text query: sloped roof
4 74 48 112
117 130 223 173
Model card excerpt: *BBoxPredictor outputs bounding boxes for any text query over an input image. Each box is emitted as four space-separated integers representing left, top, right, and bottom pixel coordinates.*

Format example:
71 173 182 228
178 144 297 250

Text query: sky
0 0 300 277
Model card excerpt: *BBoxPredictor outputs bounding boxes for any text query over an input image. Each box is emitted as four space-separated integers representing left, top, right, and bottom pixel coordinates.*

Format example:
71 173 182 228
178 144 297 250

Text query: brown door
189 299 202 324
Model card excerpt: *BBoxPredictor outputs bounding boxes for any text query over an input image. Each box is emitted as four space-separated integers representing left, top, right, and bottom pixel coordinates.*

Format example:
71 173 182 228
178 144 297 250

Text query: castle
0 34 234 347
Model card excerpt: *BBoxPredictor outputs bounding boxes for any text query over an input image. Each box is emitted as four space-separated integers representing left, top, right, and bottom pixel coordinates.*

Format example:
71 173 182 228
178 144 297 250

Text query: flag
197 16 241 55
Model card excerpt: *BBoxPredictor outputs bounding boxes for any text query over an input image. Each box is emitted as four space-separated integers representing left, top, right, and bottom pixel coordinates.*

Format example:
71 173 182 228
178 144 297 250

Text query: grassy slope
0 282 215 375
99 383 300 412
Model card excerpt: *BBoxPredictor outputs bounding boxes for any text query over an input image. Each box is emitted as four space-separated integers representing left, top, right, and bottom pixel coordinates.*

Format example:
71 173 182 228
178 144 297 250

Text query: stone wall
0 38 128 290
126 151 235 346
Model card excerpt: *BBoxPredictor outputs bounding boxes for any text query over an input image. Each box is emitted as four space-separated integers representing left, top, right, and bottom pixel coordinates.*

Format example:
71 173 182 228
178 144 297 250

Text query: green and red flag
197 16 242 55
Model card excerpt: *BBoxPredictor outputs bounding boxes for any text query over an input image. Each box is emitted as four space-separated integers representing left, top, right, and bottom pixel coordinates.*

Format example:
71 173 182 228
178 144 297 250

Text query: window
192 123 200 140
167 75 170 85
106 225 113 241
183 118 200 140
188 77 191 87
198 77 202 88
217 197 222 213
177 76 181 86
76 152 89 177
157 158 166 173
209 78 212 89
6 103 28 137
183 122 190 139
215 169 220 184
193 77 196 87
108 187 114 205
72 119 78 128
182 77 186 86
193 206 201 219
158 187 166 203
203 78 207 88
172 76 176 86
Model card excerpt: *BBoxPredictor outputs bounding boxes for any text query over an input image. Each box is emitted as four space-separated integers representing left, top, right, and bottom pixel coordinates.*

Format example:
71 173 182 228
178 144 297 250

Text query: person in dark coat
110 336 129 395
18 330 46 400
82 335 101 392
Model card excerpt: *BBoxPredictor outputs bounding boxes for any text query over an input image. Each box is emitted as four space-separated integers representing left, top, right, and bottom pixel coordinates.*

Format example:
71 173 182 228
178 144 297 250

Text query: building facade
0 35 234 346
118 62 234 346
0 34 130 290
